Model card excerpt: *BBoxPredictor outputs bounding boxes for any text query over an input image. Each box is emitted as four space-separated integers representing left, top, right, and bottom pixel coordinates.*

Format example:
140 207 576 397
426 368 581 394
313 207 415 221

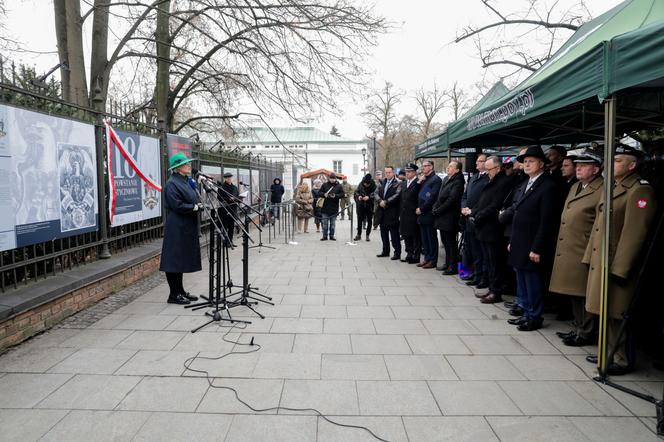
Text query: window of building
333 160 342 174
353 163 359 175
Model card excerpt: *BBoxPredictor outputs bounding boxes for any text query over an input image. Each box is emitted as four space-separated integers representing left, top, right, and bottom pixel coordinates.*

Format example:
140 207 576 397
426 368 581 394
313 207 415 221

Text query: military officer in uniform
584 143 657 375
549 150 604 346
399 163 421 264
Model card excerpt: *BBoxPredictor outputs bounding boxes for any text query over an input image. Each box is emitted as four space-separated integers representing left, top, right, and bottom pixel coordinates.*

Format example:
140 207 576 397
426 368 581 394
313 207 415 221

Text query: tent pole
597 96 616 379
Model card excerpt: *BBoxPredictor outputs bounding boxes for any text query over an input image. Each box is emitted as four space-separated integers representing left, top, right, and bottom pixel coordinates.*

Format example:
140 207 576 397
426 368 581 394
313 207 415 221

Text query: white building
229 127 369 199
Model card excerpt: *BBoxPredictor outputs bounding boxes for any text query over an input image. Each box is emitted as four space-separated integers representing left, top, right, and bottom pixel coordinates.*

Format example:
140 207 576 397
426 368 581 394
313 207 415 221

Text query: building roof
232 127 365 145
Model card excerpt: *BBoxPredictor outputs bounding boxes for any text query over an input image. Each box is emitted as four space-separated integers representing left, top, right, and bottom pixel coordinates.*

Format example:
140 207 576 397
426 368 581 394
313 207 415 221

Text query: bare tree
444 81 470 121
362 81 403 167
414 82 448 138
456 0 590 80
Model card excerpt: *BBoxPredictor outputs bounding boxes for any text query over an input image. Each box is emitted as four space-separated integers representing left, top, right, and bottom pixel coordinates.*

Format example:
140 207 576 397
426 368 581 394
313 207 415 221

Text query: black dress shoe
167 294 191 305
563 335 594 347
460 274 475 281
508 316 528 325
586 355 598 364
504 301 517 309
182 292 199 301
480 293 503 304
475 291 491 299
321 237 328 241
390 255 400 260
517 318 543 331
376 253 389 258
508 307 524 317
408 259 420 264
443 268 458 275
330 237 336 241
400 258 408 262
556 330 576 339
476 281 490 289
353 235 361 241
466 279 480 286
437 265 449 271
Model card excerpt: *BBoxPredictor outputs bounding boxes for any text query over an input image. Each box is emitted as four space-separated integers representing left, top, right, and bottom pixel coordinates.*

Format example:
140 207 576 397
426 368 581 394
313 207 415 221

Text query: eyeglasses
486 165 500 171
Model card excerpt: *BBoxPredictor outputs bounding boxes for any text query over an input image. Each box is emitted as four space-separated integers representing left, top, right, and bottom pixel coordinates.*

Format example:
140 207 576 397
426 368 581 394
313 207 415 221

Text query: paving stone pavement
0 220 662 441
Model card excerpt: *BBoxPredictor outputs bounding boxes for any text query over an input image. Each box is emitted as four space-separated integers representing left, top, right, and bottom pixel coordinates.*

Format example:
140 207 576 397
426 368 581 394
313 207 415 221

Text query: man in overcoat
217 171 239 245
375 166 402 260
471 156 512 304
506 147 558 330
318 174 344 241
416 160 442 268
160 152 203 305
353 174 376 241
583 144 656 375
549 150 604 346
432 161 465 275
399 163 421 264
461 154 490 285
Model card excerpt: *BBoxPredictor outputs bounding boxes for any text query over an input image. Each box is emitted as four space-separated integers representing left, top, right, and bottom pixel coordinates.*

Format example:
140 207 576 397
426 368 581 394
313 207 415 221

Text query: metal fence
0 57 281 292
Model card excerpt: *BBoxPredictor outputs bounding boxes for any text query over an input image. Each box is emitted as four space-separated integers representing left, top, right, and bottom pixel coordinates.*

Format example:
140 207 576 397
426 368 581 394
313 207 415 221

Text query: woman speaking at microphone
159 152 202 305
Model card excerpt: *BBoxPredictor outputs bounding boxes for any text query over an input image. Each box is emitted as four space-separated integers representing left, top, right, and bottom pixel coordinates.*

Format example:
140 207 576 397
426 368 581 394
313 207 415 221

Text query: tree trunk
64 0 88 106
53 0 70 101
89 0 109 110
155 0 171 131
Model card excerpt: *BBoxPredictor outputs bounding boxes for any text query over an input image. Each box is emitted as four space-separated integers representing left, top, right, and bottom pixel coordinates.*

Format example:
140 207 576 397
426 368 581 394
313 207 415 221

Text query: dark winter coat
507 173 558 271
399 178 420 236
159 173 202 273
461 172 490 232
312 187 323 220
432 172 465 232
374 177 402 227
354 180 376 214
472 171 512 243
498 171 528 238
217 181 239 220
318 181 344 215
417 173 442 225
270 180 285 203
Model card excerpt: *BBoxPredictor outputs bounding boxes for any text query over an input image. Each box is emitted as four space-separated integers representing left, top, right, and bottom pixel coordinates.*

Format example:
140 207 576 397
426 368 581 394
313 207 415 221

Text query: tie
525 180 534 193
384 179 391 197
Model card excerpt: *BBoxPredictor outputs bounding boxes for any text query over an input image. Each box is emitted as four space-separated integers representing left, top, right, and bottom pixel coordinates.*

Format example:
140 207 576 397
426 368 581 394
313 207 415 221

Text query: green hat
168 152 194 171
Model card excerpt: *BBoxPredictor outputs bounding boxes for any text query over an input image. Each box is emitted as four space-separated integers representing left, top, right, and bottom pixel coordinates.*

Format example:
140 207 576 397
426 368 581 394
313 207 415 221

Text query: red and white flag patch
637 199 648 209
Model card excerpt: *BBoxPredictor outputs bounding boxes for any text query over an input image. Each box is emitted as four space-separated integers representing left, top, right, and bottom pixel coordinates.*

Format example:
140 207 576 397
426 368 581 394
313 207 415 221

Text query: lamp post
361 147 367 173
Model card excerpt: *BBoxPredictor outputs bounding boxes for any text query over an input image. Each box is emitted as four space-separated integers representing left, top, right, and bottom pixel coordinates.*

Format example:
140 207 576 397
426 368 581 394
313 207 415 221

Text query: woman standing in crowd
159 152 202 305
294 182 314 233
311 179 323 233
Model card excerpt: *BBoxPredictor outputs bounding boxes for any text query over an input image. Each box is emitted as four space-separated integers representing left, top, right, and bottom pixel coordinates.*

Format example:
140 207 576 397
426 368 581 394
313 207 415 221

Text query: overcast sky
5 0 623 140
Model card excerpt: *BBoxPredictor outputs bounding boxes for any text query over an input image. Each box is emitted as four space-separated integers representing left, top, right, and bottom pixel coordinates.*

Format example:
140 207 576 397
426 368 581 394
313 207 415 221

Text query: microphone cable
182 322 391 442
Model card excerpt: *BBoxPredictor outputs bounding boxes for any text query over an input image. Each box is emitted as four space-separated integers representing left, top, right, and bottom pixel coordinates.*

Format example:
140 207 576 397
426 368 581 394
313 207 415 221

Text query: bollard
349 203 355 244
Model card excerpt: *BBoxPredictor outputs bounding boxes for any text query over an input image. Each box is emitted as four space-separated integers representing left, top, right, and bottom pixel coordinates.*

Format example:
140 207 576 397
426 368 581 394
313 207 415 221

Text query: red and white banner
105 120 162 224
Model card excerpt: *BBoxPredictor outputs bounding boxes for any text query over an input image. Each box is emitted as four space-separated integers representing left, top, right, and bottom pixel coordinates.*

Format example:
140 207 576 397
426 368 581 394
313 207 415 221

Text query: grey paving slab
406 295 453 307
48 348 137 375
405 335 472 355
499 380 603 416
281 294 325 305
252 353 321 379
40 410 150 442
197 378 283 414
566 381 632 416
0 346 76 373
365 295 410 306
391 305 442 319
487 416 589 442
60 329 134 348
117 376 209 412
423 319 481 335
324 295 368 306
301 305 348 318
509 333 562 355
36 374 141 410
470 319 525 334
317 416 408 442
356 380 440 416
237 332 294 353
350 334 411 354
597 381 662 417
133 412 233 442
446 355 526 380
280 379 359 415
507 355 590 380
181 351 260 378
0 373 72 408
459 335 530 355
373 319 428 334
324 318 375 334
0 409 68 441
384 355 458 381
224 415 317 442
435 306 489 319
115 350 198 376
114 302 168 315
428 380 522 415
292 334 352 354
270 318 323 334
321 354 389 380
346 306 395 319
115 330 187 350
403 416 499 441
87 313 130 329
569 416 660 441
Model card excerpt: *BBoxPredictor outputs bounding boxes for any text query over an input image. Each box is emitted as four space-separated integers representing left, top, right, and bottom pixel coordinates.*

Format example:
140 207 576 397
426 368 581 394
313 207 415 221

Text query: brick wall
0 255 161 351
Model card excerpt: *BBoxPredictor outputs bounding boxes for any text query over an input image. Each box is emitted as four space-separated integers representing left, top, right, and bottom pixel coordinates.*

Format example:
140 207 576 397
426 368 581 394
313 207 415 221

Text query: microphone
192 168 216 182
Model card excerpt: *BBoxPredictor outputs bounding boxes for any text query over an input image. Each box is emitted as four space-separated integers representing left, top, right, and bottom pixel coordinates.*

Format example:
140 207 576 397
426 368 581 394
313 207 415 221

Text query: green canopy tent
414 81 510 159
446 0 664 384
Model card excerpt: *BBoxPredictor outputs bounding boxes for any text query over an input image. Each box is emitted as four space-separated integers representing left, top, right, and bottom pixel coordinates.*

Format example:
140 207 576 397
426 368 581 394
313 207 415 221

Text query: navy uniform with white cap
399 163 421 263
549 149 604 346
583 143 657 374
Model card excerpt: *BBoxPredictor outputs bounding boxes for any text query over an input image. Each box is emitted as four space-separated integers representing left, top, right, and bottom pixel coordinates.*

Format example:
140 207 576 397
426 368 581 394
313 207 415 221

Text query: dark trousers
439 230 459 269
571 296 596 339
166 272 184 297
463 229 485 280
221 215 235 245
403 230 421 260
380 224 401 256
356 207 373 236
419 223 438 264
480 239 507 295
515 269 544 320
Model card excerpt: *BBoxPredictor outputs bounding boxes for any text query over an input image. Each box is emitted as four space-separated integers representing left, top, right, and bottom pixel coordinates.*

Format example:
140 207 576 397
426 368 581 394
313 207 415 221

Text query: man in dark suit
432 161 465 275
416 160 442 268
471 156 513 304
399 163 421 264
217 172 239 246
375 166 402 260
461 154 490 285
506 146 558 331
